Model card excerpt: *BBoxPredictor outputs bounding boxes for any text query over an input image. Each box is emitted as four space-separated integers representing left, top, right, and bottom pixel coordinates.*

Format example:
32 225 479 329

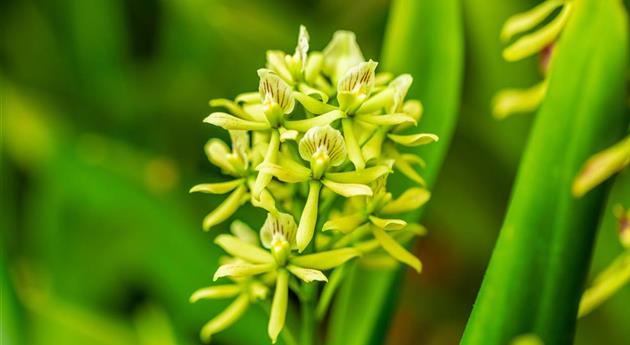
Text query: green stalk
300 283 317 345
462 0 628 344
326 1 464 344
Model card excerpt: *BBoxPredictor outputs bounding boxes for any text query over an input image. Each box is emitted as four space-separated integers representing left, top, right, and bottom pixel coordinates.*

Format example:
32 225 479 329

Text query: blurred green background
1 0 629 344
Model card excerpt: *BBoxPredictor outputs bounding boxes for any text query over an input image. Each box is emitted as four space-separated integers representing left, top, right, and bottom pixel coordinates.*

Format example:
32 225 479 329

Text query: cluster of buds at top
189 26 437 343
492 0 574 119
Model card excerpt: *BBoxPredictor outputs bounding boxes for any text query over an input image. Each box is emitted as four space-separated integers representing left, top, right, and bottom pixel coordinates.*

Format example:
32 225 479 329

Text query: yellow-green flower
492 0 573 119
211 213 360 343
323 174 429 272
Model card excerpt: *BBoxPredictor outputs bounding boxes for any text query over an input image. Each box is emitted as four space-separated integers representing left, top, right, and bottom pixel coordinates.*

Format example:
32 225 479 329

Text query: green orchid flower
492 0 574 119
211 213 361 343
323 174 429 272
190 130 278 231
357 74 439 185
259 125 388 252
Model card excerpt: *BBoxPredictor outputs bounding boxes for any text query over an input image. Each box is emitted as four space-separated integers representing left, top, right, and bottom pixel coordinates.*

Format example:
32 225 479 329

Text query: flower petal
492 81 548 120
202 185 248 231
258 68 295 114
500 0 565 42
325 165 389 184
573 135 630 197
190 285 241 303
293 91 338 114
337 60 378 95
287 265 328 283
200 294 250 343
355 113 416 126
372 226 421 272
322 213 367 233
579 251 630 317
258 163 311 183
341 118 365 170
321 179 372 197
266 51 294 83
387 133 439 147
209 98 256 121
322 30 365 81
290 247 361 270
369 216 407 231
298 125 347 167
204 139 235 174
230 220 259 245
297 181 322 252
215 234 273 264
189 179 244 194
213 262 275 281
284 110 345 132
380 188 431 214
204 112 270 131
503 3 572 61
268 269 289 344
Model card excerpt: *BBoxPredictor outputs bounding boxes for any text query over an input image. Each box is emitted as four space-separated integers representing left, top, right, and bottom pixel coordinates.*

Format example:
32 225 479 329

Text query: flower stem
300 283 317 345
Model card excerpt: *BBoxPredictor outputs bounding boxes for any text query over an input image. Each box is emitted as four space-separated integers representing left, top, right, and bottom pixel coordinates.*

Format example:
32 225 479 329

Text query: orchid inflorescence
189 26 437 343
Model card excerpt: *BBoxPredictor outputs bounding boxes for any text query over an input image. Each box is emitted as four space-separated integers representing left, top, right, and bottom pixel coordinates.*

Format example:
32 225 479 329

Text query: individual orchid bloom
189 220 269 342
335 61 420 170
492 0 573 119
190 277 268 343
323 174 430 272
355 74 439 183
190 131 276 231
211 213 361 343
578 205 630 317
572 135 630 198
321 30 365 84
205 69 346 198
259 125 388 252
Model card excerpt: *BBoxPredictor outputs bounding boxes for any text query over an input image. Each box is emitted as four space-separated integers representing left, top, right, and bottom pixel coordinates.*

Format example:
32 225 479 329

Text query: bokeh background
2 0 629 344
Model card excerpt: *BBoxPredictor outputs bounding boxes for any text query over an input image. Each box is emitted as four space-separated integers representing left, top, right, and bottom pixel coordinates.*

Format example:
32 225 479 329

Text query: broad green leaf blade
462 0 629 343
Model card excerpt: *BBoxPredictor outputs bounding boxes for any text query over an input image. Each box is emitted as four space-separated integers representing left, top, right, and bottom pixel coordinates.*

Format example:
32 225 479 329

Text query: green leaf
462 1 629 343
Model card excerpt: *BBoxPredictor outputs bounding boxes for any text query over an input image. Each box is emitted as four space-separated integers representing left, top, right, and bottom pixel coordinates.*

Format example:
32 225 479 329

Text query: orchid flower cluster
492 0 574 119
189 26 437 343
